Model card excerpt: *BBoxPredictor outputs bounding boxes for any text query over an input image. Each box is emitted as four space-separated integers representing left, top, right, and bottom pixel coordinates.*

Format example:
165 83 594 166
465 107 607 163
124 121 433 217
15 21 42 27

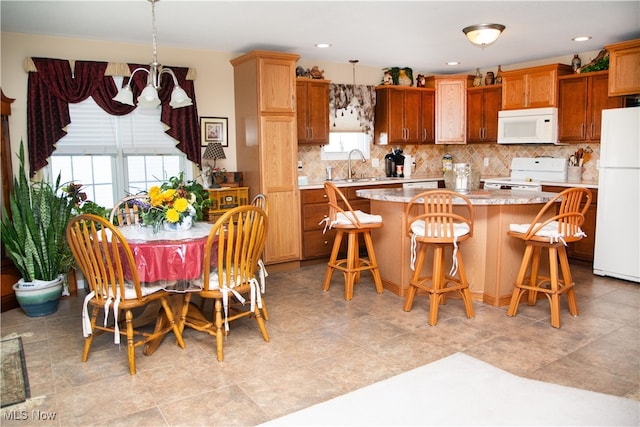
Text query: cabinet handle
323 195 327 198
309 127 313 140
581 123 586 139
422 128 426 141
590 122 595 137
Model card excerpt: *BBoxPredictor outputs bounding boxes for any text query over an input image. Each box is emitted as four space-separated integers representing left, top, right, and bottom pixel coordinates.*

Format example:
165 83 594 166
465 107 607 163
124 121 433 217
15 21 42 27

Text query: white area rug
262 352 639 426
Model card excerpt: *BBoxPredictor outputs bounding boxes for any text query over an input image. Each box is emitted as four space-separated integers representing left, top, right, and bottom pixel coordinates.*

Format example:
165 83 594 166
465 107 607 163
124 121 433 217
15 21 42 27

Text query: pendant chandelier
113 0 192 109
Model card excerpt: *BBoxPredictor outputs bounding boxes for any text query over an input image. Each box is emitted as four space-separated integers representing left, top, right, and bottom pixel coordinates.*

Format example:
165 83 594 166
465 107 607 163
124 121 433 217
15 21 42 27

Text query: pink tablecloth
118 222 216 284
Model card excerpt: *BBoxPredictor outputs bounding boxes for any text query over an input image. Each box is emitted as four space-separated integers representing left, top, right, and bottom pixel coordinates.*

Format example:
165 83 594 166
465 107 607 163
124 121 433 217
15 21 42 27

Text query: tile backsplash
298 143 599 182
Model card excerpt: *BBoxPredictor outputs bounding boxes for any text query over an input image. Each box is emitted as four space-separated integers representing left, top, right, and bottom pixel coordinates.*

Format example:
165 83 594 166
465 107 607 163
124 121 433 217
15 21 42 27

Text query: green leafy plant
0 141 76 282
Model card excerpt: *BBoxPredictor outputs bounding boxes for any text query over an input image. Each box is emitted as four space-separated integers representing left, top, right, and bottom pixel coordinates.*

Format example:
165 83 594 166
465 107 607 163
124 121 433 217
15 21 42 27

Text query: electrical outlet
297 160 303 170
371 158 380 168
483 157 489 167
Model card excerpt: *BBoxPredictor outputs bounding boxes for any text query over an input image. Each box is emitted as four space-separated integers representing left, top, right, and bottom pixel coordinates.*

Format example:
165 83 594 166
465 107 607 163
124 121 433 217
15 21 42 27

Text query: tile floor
1 261 638 426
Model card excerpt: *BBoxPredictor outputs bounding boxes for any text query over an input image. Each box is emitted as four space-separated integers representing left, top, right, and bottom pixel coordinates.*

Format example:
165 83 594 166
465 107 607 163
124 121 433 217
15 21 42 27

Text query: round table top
117 221 213 242
356 188 558 205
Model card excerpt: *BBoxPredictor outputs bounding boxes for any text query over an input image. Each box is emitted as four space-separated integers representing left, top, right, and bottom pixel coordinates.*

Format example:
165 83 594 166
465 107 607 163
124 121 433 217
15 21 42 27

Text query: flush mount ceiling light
572 36 592 42
113 0 192 109
462 23 506 47
315 43 331 48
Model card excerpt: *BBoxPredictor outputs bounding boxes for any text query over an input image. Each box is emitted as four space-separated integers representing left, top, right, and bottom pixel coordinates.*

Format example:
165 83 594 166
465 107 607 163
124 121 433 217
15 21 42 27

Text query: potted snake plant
0 142 76 316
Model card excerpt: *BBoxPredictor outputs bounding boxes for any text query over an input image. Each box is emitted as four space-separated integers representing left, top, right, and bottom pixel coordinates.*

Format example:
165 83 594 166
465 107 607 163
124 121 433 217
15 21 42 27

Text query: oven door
483 180 542 191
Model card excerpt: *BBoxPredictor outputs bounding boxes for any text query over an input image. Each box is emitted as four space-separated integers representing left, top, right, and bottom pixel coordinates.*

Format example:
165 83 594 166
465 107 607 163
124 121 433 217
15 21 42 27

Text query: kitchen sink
332 177 388 183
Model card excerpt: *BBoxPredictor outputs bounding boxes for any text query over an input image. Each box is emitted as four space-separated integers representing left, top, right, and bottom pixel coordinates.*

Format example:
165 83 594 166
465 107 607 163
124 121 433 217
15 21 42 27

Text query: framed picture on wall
200 117 228 147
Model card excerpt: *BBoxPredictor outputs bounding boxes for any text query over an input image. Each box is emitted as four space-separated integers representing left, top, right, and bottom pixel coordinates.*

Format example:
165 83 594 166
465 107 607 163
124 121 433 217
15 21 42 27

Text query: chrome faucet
348 149 366 179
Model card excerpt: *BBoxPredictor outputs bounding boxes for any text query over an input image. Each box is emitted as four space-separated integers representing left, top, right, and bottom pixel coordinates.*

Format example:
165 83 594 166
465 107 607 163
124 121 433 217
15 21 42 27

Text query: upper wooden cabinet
375 86 425 144
466 85 502 144
425 75 474 144
296 79 330 145
558 71 624 143
501 64 573 110
231 51 301 265
420 90 436 144
605 39 640 96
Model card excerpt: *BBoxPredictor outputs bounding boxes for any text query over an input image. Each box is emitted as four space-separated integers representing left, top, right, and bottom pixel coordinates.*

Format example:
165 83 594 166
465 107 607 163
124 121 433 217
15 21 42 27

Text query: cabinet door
258 57 296 112
387 88 406 142
307 81 329 143
296 81 310 141
466 89 484 143
502 73 527 110
527 69 556 108
435 78 467 144
588 73 624 141
607 39 640 96
483 86 502 142
558 77 589 142
403 89 422 143
420 90 435 143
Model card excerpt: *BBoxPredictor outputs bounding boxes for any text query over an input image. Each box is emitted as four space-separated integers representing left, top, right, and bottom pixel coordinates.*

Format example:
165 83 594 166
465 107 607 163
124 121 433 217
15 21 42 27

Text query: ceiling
2 1 639 74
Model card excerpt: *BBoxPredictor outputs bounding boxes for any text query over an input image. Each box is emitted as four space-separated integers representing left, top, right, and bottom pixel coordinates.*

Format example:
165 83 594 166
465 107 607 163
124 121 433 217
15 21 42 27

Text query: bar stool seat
507 187 592 328
403 190 475 326
321 182 384 300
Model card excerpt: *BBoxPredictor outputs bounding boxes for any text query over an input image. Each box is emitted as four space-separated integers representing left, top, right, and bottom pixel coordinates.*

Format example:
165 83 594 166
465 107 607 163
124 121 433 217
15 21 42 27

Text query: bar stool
322 182 384 300
507 187 592 328
403 190 475 326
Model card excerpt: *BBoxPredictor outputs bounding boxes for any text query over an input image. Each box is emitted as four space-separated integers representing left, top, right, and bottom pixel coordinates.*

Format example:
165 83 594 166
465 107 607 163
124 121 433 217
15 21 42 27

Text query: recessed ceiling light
572 36 592 42
446 61 460 66
315 43 331 48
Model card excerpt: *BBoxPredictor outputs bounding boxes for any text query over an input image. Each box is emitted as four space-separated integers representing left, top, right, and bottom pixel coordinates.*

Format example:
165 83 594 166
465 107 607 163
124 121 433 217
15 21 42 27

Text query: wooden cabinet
425 75 474 144
300 183 402 260
501 64 573 110
296 79 330 144
231 51 301 266
558 71 624 143
420 90 436 144
466 85 502 143
605 39 640 96
374 86 435 144
206 187 249 222
543 185 598 262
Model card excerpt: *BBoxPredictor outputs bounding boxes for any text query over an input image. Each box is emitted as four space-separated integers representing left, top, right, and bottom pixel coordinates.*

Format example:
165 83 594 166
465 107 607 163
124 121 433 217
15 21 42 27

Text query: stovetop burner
484 157 568 191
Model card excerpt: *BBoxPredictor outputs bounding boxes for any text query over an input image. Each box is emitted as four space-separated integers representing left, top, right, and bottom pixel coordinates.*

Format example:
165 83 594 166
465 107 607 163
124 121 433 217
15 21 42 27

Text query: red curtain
27 57 200 175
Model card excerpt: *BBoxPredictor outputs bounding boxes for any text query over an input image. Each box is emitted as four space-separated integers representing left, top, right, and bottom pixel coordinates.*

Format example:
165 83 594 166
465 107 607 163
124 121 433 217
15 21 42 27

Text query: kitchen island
356 187 558 306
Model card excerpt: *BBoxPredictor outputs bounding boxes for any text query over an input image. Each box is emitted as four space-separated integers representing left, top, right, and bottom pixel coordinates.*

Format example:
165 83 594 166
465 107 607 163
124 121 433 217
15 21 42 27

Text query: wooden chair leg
455 249 475 319
345 232 359 300
428 246 445 326
548 247 561 328
404 244 427 312
214 298 224 362
323 230 344 292
126 309 136 375
527 246 542 306
82 306 99 362
254 306 270 342
363 231 383 294
508 244 534 317
559 246 578 316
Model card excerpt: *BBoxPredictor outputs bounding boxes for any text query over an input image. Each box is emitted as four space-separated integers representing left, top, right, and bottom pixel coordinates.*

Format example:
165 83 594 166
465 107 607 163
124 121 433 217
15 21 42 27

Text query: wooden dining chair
183 205 269 362
403 190 475 326
322 181 384 300
507 187 592 328
109 195 149 226
66 213 186 374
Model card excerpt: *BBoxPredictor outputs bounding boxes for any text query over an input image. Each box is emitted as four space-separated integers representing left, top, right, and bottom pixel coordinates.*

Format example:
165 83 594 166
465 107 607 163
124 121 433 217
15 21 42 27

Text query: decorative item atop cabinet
558 70 624 143
605 38 640 96
467 85 502 144
230 50 301 266
495 65 503 84
424 75 475 144
500 63 573 110
374 85 435 145
296 78 330 145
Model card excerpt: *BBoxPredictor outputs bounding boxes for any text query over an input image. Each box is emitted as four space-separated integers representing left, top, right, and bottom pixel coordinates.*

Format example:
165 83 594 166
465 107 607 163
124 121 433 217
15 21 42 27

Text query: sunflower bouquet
139 173 210 230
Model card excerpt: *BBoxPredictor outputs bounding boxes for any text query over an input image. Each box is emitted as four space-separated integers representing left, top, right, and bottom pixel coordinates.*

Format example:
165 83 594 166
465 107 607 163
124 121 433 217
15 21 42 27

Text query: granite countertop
299 175 598 191
356 187 560 205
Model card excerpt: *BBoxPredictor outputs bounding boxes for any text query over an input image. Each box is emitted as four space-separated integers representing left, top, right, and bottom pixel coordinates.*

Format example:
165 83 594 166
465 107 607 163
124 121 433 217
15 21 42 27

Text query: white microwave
497 107 563 145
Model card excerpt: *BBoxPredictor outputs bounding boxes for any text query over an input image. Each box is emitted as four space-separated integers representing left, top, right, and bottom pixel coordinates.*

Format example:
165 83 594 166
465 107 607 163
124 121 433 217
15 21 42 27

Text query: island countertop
356 187 557 306
356 187 559 205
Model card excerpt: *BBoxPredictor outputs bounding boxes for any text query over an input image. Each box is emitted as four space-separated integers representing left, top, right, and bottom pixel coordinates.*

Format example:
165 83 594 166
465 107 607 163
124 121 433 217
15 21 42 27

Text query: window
48 78 192 209
321 132 370 161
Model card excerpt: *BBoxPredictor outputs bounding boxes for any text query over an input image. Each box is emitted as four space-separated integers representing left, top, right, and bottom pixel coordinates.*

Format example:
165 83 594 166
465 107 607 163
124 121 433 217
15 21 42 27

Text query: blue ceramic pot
13 275 64 317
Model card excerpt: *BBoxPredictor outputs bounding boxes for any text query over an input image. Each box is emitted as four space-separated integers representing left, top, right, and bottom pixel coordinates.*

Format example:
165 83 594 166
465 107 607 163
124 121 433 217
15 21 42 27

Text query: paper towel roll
404 155 413 178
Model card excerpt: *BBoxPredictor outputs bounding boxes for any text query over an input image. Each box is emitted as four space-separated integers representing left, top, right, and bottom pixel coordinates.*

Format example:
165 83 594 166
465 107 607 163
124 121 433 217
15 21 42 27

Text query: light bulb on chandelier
113 0 192 109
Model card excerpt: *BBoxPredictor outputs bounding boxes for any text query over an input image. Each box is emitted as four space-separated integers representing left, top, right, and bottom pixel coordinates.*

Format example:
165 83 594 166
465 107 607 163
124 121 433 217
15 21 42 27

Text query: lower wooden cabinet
300 183 401 260
543 185 598 262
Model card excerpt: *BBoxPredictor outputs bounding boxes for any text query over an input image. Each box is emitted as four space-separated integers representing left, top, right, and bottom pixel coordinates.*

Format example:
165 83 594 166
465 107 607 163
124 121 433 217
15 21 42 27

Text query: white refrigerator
593 106 640 283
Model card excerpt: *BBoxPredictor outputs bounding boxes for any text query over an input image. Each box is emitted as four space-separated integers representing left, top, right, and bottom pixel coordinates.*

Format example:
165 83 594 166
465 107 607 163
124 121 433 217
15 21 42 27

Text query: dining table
117 222 217 355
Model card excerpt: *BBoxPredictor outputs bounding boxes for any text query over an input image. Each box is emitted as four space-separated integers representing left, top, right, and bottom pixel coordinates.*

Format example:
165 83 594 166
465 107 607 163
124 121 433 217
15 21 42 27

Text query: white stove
484 157 568 191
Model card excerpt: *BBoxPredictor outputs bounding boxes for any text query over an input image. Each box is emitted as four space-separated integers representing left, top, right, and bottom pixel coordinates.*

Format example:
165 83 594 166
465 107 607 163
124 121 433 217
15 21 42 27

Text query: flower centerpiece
139 172 210 231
